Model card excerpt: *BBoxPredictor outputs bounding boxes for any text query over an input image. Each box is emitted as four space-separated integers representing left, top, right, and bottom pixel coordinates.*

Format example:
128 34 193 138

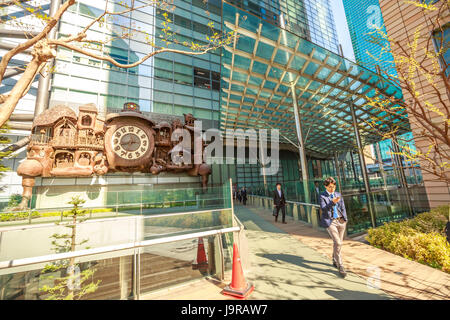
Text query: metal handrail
0 196 229 214
233 215 245 231
0 207 234 232
0 226 241 270
248 194 320 207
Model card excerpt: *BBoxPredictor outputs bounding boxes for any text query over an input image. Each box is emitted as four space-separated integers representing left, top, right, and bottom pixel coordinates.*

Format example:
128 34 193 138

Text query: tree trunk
68 210 77 299
0 57 42 127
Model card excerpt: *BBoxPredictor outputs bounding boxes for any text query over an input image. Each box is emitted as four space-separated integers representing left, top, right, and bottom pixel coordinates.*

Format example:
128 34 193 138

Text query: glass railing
0 180 237 300
248 180 430 235
0 181 233 228
344 185 430 235
248 180 318 203
339 176 405 191
0 230 237 300
0 208 234 262
0 196 9 212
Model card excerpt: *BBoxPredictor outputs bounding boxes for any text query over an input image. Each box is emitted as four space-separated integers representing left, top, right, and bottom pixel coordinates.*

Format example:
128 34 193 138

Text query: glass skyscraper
1 0 343 197
228 0 339 53
342 0 396 76
304 0 339 53
51 0 222 127
342 0 421 179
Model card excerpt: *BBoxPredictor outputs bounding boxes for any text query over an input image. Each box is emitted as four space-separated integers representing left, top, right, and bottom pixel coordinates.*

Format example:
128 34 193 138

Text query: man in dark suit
312 181 321 204
273 183 287 224
241 187 248 205
319 177 348 278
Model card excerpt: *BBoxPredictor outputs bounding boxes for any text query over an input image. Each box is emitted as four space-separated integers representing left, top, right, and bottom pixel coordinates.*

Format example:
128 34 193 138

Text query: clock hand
124 137 134 146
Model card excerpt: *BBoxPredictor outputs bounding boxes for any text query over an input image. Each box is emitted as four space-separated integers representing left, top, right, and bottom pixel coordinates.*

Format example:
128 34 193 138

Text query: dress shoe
338 266 347 278
282 221 287 224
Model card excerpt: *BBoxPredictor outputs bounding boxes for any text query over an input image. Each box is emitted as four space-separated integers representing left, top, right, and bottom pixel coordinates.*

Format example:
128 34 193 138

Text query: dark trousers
274 205 286 222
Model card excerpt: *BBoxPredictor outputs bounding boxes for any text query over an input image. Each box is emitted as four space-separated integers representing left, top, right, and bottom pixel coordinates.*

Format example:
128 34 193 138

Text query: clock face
111 125 149 160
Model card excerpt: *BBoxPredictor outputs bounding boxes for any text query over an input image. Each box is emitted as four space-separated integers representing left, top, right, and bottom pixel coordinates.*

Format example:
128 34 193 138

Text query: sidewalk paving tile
244 204 449 300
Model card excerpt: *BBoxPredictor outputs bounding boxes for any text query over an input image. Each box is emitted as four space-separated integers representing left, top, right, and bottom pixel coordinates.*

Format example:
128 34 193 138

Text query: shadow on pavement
258 253 340 277
325 289 392 300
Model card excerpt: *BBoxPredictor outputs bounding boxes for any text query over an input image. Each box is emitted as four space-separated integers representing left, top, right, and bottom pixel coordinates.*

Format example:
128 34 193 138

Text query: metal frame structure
34 0 60 117
0 226 240 270
220 3 410 157
0 209 242 300
219 3 416 226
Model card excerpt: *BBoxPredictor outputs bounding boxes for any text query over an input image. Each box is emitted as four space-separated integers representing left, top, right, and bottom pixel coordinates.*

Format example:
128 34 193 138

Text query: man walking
241 187 247 206
312 181 321 204
273 183 287 224
319 177 348 278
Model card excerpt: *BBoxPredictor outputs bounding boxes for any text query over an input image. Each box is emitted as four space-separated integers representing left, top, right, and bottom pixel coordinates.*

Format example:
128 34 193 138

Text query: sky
329 0 356 62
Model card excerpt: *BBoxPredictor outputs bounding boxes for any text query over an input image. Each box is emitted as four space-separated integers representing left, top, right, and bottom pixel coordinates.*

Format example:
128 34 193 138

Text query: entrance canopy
220 2 410 157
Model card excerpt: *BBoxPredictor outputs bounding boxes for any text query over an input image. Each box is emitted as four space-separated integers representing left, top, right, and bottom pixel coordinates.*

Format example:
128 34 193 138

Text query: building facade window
433 23 449 77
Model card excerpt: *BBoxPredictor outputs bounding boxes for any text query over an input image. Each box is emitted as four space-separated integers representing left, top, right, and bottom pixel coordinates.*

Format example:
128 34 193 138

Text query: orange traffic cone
192 237 208 271
222 243 254 299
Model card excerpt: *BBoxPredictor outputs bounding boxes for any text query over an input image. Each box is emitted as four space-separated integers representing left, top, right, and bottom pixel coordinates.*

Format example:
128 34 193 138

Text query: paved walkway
233 205 391 300
245 204 450 300
144 204 396 300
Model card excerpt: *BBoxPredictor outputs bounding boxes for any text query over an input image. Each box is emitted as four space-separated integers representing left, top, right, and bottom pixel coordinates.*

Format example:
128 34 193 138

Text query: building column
375 143 388 190
350 103 376 228
291 84 310 203
259 144 268 192
317 160 323 179
350 151 360 187
375 142 393 215
412 163 419 185
34 0 61 117
391 135 414 216
334 152 343 193
119 256 131 300
280 13 309 203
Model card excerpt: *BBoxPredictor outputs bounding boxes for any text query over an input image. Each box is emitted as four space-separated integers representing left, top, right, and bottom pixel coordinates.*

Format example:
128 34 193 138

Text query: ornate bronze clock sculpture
112 126 149 159
15 103 211 209
104 110 155 172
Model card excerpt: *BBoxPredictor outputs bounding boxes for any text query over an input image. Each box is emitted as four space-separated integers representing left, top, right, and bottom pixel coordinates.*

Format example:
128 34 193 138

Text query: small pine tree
39 196 101 300
7 194 22 207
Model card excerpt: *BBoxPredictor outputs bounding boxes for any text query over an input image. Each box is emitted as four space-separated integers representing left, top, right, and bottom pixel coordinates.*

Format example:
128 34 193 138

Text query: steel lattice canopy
220 2 410 156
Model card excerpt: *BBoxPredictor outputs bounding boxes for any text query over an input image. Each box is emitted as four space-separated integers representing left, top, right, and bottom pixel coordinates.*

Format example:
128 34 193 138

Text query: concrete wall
29 173 202 209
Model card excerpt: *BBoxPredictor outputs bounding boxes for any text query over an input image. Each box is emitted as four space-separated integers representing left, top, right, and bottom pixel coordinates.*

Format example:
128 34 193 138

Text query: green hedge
0 208 114 222
366 205 450 273
0 211 40 222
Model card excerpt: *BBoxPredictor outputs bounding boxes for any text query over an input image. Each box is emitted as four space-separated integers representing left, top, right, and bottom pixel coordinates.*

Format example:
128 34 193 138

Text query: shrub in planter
7 194 22 207
0 211 40 221
389 232 450 272
405 206 448 235
366 205 450 273
366 222 417 250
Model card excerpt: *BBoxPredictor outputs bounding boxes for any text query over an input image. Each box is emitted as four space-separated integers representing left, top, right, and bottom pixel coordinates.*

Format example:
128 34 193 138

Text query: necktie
330 194 339 219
